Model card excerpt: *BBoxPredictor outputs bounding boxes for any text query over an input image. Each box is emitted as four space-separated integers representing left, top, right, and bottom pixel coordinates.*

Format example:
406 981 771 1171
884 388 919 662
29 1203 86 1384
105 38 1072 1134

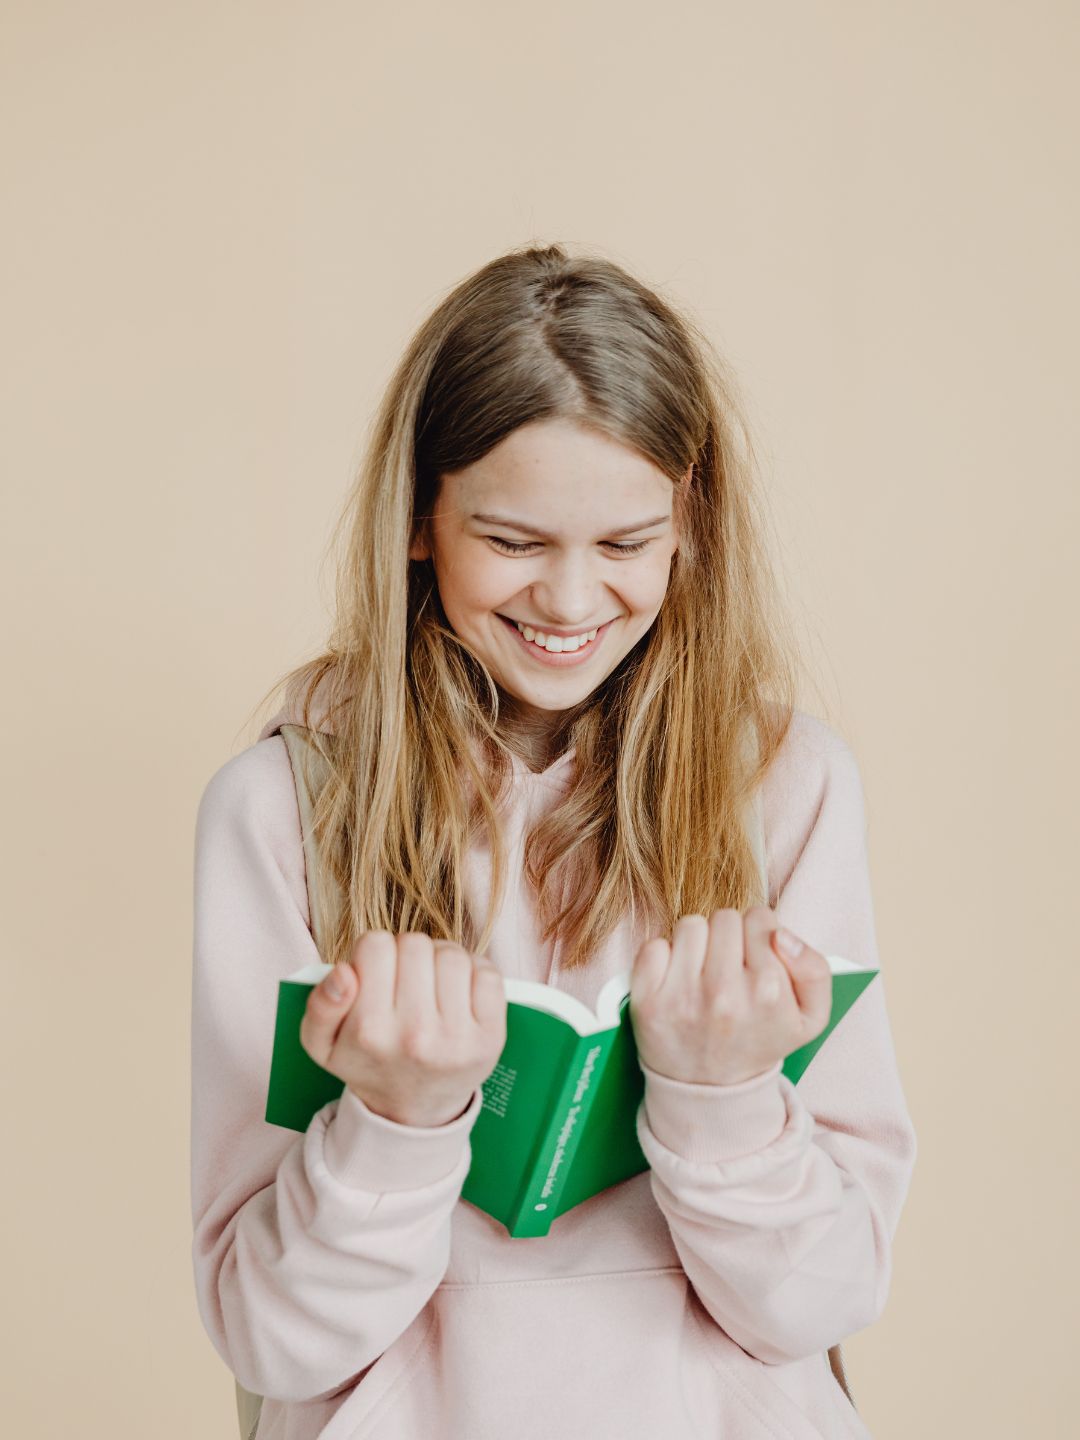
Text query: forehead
441 419 674 522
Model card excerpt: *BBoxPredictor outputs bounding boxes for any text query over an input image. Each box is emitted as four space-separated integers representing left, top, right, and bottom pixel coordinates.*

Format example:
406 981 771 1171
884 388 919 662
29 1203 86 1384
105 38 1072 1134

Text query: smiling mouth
496 615 613 639
495 613 621 668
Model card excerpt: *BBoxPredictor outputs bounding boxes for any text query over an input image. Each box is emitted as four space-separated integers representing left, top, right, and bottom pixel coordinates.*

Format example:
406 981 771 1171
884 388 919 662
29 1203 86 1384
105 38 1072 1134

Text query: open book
265 955 877 1238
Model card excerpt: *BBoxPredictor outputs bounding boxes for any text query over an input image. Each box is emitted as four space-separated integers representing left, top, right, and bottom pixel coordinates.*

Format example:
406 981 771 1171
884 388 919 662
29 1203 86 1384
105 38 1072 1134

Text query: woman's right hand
299 930 508 1128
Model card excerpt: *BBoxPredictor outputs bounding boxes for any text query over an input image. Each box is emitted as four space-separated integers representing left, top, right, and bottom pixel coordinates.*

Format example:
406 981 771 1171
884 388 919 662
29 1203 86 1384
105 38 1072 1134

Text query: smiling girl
410 415 686 775
191 243 917 1440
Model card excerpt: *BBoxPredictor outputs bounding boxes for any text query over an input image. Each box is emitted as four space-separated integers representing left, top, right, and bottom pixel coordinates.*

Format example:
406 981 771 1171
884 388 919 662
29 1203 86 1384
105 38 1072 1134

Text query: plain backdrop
2 2 1077 1436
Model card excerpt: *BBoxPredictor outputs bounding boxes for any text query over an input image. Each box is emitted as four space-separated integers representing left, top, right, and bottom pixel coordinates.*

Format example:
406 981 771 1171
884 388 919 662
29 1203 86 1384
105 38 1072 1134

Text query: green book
265 955 877 1238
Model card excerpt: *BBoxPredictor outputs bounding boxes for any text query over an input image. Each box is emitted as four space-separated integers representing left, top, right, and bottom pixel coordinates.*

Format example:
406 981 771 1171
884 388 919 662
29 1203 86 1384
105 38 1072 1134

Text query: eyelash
486 537 653 556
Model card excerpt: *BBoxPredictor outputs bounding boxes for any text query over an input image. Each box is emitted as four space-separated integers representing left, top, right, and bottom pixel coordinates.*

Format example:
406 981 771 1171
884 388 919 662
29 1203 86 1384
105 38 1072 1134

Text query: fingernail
322 967 347 1000
774 927 804 959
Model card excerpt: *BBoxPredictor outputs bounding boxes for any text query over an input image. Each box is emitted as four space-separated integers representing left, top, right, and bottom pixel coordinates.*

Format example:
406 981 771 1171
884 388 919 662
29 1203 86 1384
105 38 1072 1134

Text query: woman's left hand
629 908 834 1087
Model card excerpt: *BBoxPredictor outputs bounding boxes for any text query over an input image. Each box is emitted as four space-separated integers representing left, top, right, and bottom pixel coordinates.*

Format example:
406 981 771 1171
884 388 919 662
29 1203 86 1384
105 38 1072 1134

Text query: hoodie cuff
640 1059 788 1163
323 1085 484 1192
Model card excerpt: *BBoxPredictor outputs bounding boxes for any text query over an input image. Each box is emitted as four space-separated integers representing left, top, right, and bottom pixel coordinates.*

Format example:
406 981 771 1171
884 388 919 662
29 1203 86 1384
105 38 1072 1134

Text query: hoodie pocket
319 1268 857 1440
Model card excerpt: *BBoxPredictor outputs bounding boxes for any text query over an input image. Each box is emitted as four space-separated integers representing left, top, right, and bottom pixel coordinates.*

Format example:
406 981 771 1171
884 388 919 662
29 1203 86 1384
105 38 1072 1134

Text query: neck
495 695 567 772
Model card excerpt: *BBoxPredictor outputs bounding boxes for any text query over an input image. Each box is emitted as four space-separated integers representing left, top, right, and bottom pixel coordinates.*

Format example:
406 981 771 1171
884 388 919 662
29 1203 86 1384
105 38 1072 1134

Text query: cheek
630 558 675 612
441 550 506 609
471 565 513 609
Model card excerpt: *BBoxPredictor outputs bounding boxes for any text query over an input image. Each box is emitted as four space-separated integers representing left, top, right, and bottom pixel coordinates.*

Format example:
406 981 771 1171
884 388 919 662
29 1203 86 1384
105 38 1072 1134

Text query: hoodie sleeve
190 735 484 1404
633 711 918 1366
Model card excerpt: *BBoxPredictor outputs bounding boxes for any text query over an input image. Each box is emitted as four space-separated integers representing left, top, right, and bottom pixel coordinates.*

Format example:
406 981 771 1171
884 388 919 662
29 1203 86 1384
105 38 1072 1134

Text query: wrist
348 1087 475 1129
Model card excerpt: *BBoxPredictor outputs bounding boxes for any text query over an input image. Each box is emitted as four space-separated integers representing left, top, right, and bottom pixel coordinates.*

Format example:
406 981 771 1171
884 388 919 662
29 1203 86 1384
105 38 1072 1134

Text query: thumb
300 963 356 1066
774 936 833 1029
315 962 356 1005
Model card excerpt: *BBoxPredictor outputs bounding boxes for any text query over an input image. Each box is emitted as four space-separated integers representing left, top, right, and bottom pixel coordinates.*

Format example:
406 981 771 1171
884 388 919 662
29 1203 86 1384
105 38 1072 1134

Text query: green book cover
265 955 878 1238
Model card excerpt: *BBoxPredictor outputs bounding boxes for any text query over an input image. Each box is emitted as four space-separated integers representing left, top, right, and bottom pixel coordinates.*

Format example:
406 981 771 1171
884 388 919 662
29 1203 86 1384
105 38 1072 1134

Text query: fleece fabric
190 701 917 1440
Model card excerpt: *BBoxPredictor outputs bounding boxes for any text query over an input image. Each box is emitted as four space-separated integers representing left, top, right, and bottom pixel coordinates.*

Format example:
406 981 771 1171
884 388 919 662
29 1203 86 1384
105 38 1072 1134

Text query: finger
631 937 670 1006
315 961 357 1006
350 930 396 1016
432 942 475 1025
700 909 745 997
773 933 834 1025
659 914 709 996
300 962 357 1064
394 932 438 1020
471 958 506 1028
743 907 781 971
743 907 790 1004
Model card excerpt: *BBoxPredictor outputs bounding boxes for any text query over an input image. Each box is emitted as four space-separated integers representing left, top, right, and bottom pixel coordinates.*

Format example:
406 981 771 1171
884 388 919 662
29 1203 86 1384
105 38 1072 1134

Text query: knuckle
400 1025 437 1063
706 991 737 1022
670 996 698 1028
350 930 394 964
353 1013 392 1055
743 906 774 929
708 910 742 940
397 930 435 955
757 975 782 1005
676 913 709 931
353 928 393 948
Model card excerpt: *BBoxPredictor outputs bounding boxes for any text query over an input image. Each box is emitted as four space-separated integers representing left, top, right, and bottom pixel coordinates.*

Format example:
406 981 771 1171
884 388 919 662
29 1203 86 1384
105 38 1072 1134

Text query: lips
496 612 615 663
497 616 608 640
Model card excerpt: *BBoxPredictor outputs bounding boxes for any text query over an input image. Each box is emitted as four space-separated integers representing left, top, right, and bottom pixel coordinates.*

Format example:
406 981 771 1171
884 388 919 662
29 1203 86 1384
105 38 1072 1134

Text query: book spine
506 1031 615 1238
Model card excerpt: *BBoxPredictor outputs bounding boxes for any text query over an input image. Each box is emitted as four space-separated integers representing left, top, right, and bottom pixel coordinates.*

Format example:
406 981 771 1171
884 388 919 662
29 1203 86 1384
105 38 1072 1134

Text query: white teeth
513 620 599 652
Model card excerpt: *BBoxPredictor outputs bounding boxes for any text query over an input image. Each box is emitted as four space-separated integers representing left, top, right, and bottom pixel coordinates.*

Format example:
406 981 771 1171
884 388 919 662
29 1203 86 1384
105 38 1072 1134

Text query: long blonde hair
247 242 809 972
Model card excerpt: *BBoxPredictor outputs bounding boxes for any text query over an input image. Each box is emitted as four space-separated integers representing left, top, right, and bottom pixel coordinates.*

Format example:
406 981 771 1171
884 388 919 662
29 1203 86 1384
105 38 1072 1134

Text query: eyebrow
469 512 671 540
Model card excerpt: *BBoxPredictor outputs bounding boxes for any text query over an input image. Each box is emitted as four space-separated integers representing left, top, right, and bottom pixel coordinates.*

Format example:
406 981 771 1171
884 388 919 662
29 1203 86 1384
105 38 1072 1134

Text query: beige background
3 2 1077 1435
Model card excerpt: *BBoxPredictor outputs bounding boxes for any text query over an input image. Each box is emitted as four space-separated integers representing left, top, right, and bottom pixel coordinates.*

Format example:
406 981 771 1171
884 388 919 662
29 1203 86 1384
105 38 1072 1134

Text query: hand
300 931 508 1127
628 907 833 1087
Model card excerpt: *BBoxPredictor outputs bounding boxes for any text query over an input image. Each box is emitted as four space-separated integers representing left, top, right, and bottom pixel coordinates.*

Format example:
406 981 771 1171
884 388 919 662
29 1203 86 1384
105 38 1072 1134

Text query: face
409 418 686 750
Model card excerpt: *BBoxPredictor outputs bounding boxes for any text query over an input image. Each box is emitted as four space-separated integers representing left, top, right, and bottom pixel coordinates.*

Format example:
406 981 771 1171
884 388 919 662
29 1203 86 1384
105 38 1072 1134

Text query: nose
528 551 608 627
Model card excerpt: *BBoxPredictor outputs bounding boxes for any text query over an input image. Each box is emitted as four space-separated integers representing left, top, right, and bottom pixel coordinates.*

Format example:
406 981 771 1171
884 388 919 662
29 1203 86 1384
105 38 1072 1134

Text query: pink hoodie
191 703 916 1440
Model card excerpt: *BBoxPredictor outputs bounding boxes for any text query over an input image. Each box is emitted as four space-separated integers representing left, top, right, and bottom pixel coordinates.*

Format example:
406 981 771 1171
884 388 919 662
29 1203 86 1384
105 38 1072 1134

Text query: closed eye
487 537 653 556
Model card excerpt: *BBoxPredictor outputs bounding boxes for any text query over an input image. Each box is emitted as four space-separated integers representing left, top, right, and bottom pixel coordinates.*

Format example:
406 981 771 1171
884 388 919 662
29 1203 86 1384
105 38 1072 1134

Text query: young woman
191 243 917 1440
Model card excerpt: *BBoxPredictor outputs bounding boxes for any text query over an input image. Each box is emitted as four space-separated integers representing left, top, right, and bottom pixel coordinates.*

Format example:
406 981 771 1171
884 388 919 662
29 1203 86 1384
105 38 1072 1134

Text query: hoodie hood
257 670 578 790
257 670 342 744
